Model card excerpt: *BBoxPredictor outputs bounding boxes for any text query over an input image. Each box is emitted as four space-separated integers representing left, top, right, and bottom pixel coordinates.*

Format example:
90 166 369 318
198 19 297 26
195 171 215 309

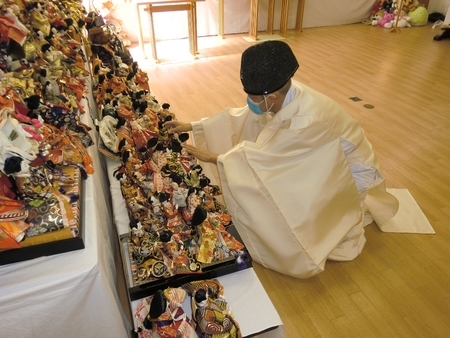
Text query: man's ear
267 93 277 101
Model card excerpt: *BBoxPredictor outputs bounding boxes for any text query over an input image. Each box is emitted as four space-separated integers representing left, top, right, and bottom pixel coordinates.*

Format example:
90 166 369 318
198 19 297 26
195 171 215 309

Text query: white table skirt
106 157 131 237
0 94 131 338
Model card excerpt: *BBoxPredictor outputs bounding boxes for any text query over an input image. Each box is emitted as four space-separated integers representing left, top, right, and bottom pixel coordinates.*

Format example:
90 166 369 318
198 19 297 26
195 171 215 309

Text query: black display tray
121 224 252 301
0 177 85 265
0 234 84 265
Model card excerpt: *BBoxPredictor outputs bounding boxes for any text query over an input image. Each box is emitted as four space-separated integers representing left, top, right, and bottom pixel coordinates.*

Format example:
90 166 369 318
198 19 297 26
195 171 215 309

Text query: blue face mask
247 96 268 115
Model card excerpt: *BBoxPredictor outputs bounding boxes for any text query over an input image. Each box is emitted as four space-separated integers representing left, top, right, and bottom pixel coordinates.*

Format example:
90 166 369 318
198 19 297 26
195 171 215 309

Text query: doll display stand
105 156 285 337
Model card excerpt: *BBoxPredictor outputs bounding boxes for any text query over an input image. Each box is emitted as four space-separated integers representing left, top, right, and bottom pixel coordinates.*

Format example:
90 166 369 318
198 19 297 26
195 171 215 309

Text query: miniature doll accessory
0 196 29 250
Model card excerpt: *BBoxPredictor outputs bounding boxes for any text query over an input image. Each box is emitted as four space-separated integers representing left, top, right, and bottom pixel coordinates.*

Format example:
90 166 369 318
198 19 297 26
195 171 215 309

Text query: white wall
108 0 377 43
428 0 450 13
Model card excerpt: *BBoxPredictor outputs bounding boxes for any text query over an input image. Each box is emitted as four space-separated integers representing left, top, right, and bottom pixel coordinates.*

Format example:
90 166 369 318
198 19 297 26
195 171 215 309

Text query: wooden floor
123 23 450 337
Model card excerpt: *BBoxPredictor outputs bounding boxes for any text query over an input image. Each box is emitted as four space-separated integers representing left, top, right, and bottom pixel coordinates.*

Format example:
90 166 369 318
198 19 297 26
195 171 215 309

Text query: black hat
240 40 299 95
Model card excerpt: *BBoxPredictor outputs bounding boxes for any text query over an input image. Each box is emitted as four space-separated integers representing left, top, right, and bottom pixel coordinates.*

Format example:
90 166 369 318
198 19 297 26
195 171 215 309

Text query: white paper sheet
379 188 435 234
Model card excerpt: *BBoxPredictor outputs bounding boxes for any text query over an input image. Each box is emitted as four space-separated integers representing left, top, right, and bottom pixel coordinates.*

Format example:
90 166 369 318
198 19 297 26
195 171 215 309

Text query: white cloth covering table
0 95 132 338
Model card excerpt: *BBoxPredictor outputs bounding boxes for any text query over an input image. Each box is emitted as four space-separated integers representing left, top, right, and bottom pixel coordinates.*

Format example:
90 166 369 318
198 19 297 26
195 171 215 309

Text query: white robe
191 80 399 278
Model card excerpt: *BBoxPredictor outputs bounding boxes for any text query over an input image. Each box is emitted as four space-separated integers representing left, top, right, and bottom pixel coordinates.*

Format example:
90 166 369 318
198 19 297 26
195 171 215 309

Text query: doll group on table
134 279 242 338
0 0 96 249
84 5 247 338
1 1 243 336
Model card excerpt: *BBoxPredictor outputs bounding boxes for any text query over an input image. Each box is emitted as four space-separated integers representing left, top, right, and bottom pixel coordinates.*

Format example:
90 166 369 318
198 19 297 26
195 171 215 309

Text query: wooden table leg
279 0 289 37
249 0 259 40
147 5 158 61
267 0 275 35
187 2 198 57
295 0 305 32
136 4 147 59
218 0 224 38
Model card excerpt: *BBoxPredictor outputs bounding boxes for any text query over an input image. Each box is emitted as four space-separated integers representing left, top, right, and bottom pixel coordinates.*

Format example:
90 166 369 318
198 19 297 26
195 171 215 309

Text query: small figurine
135 288 197 338
182 189 201 222
190 286 242 338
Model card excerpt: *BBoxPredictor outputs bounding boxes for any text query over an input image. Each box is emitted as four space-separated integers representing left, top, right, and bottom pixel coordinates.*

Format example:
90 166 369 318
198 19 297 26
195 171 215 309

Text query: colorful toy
385 10 411 29
371 12 384 25
395 10 412 28
378 11 396 27
408 6 429 26
382 0 394 12
370 0 384 16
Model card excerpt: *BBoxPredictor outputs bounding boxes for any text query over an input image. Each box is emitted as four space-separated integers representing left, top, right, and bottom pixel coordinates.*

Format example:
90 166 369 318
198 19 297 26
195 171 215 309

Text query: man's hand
164 121 192 134
182 143 218 164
